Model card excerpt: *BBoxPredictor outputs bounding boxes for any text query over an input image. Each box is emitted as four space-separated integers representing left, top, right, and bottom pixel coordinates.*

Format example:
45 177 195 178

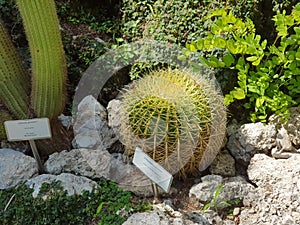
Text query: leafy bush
121 0 263 44
186 5 300 122
0 181 151 225
120 0 264 80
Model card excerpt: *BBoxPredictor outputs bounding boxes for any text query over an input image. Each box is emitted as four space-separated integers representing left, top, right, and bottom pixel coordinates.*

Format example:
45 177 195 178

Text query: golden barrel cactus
117 68 227 177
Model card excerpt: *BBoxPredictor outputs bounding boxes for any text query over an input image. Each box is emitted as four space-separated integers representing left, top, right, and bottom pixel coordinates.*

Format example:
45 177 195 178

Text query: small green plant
202 184 231 215
186 5 300 122
0 180 151 225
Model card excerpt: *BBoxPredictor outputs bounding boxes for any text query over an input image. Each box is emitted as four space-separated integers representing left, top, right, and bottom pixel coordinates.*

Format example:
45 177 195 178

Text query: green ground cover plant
0 181 151 225
185 5 300 122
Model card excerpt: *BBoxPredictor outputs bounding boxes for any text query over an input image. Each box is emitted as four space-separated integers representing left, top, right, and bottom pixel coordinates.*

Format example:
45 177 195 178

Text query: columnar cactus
16 0 67 118
118 68 227 177
0 21 30 120
0 0 69 153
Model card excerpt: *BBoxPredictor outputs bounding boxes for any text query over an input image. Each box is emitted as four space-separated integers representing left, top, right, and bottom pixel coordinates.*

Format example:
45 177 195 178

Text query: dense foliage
0 181 151 225
120 0 264 45
120 0 265 80
185 5 300 122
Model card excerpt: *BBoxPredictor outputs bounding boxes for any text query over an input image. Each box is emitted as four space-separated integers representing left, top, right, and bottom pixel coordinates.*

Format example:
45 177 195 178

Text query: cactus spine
16 0 67 118
0 21 30 119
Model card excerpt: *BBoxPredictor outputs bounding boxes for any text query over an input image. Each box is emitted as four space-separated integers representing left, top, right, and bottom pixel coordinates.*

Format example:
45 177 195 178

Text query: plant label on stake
4 118 52 173
133 147 173 193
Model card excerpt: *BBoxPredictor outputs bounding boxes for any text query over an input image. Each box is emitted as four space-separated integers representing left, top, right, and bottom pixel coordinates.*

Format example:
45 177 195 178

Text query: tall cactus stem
0 21 30 119
16 0 67 118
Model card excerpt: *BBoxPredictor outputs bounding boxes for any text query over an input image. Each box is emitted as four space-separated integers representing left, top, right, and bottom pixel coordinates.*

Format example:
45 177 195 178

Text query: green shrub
186 5 300 122
121 0 263 44
0 181 151 225
120 0 264 80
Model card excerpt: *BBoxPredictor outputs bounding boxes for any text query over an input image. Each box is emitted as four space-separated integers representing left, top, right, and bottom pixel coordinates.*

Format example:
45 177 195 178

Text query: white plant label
4 118 52 141
133 147 173 193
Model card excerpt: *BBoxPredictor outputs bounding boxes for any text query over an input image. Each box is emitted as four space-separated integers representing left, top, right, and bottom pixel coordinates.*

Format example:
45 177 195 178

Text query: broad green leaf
232 88 246 100
294 27 300 34
224 94 234 105
293 5 300 22
296 52 300 60
246 56 258 62
189 44 196 52
226 40 238 54
215 37 226 48
222 53 235 67
252 58 261 66
244 103 251 109
255 97 265 108
209 56 225 68
261 40 267 49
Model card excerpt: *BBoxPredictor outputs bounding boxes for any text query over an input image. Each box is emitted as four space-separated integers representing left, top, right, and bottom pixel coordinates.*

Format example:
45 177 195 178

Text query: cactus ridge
0 21 30 119
118 68 226 177
16 0 67 118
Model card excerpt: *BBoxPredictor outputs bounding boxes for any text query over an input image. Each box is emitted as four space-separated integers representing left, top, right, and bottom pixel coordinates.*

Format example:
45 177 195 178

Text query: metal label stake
28 140 44 173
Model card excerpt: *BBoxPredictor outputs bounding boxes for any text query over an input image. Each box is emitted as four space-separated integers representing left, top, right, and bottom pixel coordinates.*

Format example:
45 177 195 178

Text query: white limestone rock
0 148 38 189
26 173 98 197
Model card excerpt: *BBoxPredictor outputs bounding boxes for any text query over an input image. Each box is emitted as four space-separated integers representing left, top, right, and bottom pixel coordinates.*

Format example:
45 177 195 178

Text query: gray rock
122 211 164 225
272 127 297 159
240 154 300 225
45 149 112 179
0 149 38 189
209 150 235 176
72 130 102 149
45 149 153 196
185 212 211 225
276 127 294 151
58 114 72 129
203 210 232 225
26 173 98 197
122 203 211 225
218 176 254 204
189 175 254 210
189 175 223 203
269 107 300 147
233 207 240 216
227 122 277 165
107 99 122 134
72 95 118 150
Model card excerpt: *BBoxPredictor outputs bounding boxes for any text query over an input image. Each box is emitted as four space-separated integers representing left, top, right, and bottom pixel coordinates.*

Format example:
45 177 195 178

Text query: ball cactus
117 68 227 177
